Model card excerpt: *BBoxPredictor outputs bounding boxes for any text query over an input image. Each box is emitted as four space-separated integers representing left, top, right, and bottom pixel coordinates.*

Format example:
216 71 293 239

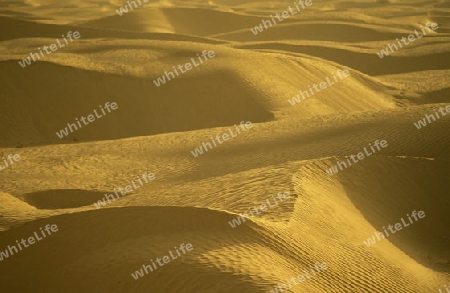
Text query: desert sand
0 0 449 292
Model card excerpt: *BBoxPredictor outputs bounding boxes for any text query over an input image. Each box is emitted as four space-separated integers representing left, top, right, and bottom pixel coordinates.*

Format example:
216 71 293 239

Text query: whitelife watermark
0 154 21 171
287 69 350 106
0 224 59 261
267 262 328 293
55 102 118 139
251 0 313 35
93 172 155 209
131 243 193 280
153 50 215 87
414 105 450 130
18 31 81 68
363 210 426 247
377 22 438 58
115 0 152 16
190 121 253 158
228 192 291 228
326 139 388 176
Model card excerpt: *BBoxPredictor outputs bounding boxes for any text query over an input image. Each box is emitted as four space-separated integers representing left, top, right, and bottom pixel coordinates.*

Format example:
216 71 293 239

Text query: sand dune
1 0 449 292
0 59 273 147
0 206 288 292
0 192 39 231
295 157 450 269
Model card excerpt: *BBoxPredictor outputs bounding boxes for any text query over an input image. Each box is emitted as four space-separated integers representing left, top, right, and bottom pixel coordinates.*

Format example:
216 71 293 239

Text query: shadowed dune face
21 189 108 209
215 22 410 43
293 157 450 272
84 7 267 36
0 62 273 147
0 16 225 44
340 158 450 272
238 43 450 75
394 87 450 105
417 87 450 104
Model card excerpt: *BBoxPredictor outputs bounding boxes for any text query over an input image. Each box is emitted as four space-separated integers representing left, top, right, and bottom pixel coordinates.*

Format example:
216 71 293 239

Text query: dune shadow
396 87 450 105
0 16 224 44
21 189 109 209
340 158 450 273
0 61 274 147
217 22 408 43
418 87 450 104
238 43 450 75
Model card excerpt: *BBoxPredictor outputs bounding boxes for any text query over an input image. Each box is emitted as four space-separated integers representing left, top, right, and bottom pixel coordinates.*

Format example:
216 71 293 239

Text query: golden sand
0 0 449 292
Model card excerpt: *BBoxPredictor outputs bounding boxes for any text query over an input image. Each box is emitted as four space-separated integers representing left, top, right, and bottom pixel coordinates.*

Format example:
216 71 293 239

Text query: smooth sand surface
0 0 449 292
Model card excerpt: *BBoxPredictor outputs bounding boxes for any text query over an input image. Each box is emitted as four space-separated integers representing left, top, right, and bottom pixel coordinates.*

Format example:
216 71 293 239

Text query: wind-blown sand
0 0 449 292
